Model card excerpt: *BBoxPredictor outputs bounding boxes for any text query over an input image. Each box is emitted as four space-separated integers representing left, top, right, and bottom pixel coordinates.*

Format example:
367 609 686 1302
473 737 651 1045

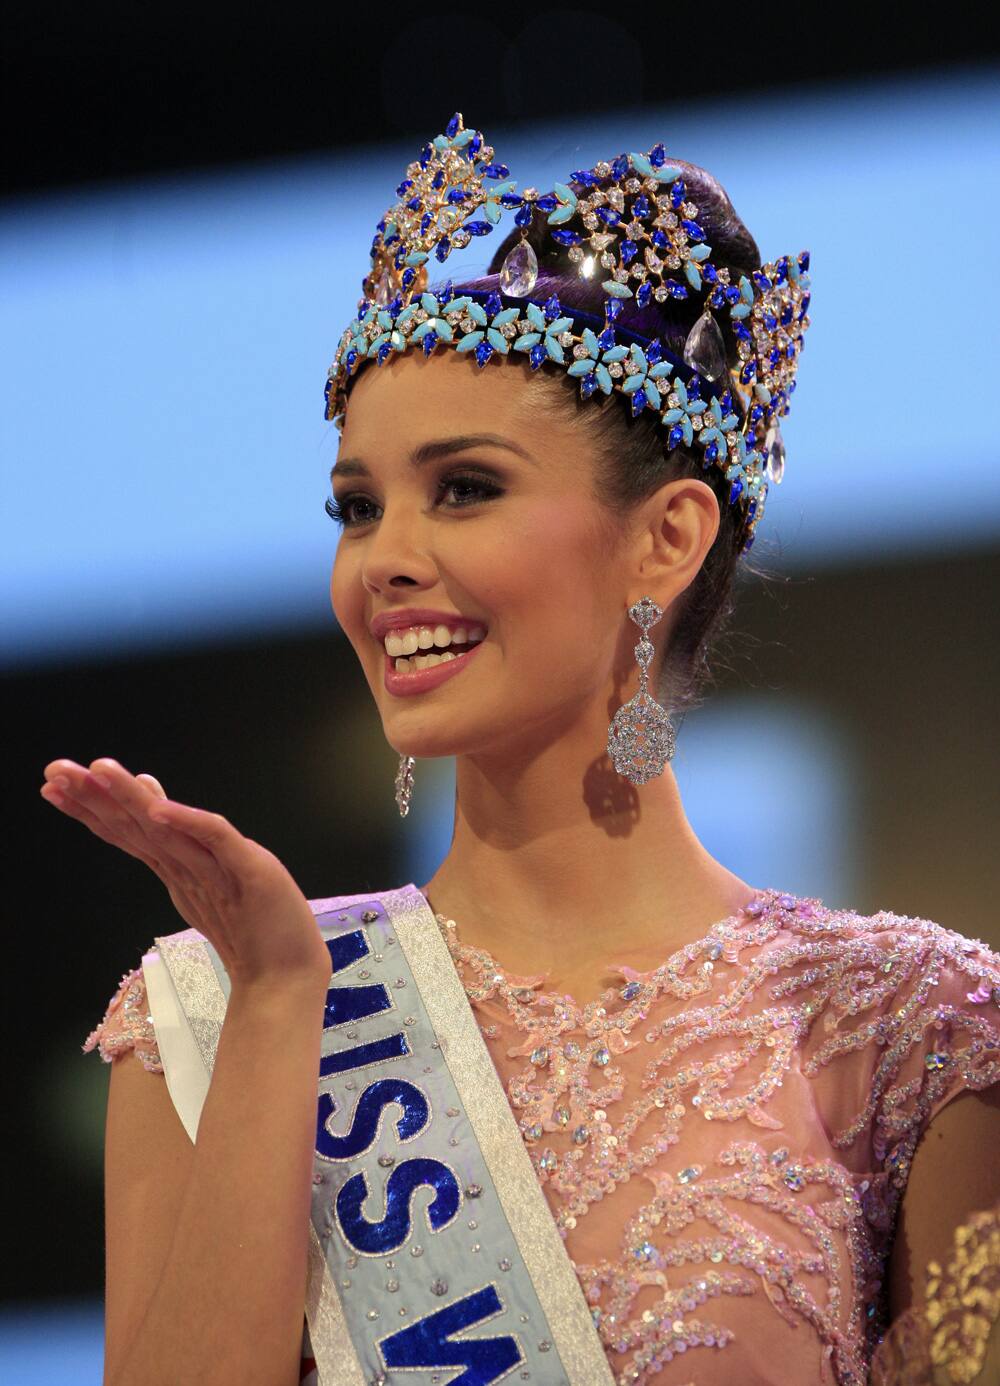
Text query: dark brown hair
431 157 764 715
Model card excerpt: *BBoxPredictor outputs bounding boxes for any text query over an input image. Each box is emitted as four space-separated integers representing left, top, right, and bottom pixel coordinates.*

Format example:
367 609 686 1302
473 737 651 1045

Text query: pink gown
84 888 1000 1385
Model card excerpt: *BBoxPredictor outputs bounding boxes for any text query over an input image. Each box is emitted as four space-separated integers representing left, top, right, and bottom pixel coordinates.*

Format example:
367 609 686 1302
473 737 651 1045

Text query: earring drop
606 597 676 785
395 753 415 817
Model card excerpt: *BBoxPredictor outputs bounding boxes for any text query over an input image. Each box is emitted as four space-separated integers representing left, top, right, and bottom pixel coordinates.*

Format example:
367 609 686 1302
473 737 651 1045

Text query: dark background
4 0 999 1316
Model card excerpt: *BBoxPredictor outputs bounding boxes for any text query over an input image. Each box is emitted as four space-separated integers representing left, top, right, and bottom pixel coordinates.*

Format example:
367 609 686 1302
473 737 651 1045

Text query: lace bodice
84 889 1000 1385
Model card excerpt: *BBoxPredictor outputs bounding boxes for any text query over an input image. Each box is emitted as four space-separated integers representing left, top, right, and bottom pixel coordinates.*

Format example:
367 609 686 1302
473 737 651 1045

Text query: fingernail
53 776 70 790
93 774 113 789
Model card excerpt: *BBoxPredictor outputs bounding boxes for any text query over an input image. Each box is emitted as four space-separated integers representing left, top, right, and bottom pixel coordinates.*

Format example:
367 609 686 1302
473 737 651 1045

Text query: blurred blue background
3 9 998 1377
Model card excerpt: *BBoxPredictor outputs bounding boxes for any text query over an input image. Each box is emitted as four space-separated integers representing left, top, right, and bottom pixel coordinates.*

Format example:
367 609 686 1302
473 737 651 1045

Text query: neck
419 733 754 993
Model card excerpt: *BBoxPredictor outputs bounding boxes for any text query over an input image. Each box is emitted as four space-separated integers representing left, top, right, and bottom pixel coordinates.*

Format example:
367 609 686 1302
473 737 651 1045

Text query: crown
323 112 812 551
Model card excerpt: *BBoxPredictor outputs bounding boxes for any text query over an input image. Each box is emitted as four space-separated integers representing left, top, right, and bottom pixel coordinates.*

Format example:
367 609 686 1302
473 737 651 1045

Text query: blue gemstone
752 271 773 292
705 439 719 463
580 371 599 398
749 403 764 425
499 191 523 207
377 342 392 364
419 144 433 168
431 170 445 190
515 203 533 228
383 232 399 247
744 533 755 551
543 294 562 321
646 339 662 364
703 263 718 284
765 313 777 332
800 293 811 315
376 218 386 234
636 282 652 308
596 207 621 226
388 295 403 315
535 194 558 212
649 142 666 167
688 373 703 397
551 229 582 246
482 162 510 179
611 154 628 180
485 290 503 316
420 213 433 234
776 256 789 283
446 189 467 204
469 131 482 157
747 499 758 521
395 178 414 198
345 350 358 370
799 251 810 272
651 229 668 249
708 289 725 310
632 195 650 217
733 321 750 342
475 341 494 367
464 221 493 236
667 424 684 449
446 113 461 138
434 237 452 262
401 268 416 289
740 361 756 383
620 239 638 265
323 379 333 400
605 297 623 321
726 286 741 304
631 392 646 417
570 168 601 186
529 343 547 370
597 327 616 350
729 479 743 504
421 330 438 356
394 248 406 269
406 197 422 212
670 180 686 208
441 278 455 300
667 281 688 299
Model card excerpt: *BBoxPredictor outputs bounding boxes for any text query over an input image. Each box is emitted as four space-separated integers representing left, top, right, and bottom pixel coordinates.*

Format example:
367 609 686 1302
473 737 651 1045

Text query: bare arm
105 973 327 1386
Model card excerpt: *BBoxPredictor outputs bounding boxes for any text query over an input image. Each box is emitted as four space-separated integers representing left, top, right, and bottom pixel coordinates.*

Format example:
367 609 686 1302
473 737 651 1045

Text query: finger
144 799 255 874
136 773 167 799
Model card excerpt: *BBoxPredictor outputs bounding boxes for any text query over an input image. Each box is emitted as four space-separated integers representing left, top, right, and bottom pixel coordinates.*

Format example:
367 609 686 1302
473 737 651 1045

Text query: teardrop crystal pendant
606 598 677 786
499 237 538 297
682 309 727 382
764 422 786 483
394 754 415 817
373 266 396 307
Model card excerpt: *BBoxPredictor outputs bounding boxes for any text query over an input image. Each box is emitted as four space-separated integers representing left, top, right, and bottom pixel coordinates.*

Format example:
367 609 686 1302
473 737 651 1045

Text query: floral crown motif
324 111 812 551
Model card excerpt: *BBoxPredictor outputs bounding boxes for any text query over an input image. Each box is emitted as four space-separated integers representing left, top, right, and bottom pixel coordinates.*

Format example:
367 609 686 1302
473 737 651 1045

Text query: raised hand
41 758 332 993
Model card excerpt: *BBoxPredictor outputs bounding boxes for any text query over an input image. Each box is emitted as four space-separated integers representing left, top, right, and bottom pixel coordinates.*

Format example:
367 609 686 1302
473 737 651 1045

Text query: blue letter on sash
336 1157 460 1254
379 1285 521 1385
316 1077 429 1161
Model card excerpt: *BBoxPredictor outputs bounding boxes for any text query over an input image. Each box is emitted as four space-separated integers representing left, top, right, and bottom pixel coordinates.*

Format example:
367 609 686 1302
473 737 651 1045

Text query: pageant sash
148 883 613 1386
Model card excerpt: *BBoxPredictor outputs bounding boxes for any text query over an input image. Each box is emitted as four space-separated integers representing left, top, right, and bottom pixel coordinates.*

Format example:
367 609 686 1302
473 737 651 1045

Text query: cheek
330 546 365 647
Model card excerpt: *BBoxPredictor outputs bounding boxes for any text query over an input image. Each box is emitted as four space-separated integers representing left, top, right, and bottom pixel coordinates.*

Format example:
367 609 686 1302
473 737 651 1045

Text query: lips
382 636 485 696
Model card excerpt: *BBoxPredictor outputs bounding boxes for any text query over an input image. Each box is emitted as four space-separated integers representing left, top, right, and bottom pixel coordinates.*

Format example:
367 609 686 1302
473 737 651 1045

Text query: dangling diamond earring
394 753 415 817
606 597 676 785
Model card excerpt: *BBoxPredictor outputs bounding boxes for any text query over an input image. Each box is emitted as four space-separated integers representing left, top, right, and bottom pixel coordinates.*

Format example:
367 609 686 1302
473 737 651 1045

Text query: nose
360 502 438 596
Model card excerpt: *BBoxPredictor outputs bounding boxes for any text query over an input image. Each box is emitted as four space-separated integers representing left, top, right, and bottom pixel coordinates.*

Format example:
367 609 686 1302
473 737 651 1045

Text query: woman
58 116 999 1384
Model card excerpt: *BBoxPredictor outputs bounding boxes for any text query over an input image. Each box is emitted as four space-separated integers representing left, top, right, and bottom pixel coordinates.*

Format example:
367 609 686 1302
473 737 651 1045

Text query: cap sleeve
82 964 164 1074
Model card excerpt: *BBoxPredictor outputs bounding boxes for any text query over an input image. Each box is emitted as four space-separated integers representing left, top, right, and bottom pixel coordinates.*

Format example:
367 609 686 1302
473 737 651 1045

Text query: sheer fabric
84 888 1000 1384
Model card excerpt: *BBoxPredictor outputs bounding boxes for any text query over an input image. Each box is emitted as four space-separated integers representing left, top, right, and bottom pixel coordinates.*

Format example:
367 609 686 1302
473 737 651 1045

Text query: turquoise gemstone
547 203 576 225
390 331 406 351
684 262 702 290
629 152 654 176
486 327 509 353
513 332 542 351
649 362 673 379
644 379 661 409
466 302 488 326
629 343 649 372
452 129 474 147
545 336 565 363
659 165 682 181
456 331 485 352
547 316 574 335
567 359 594 377
491 307 520 327
602 280 633 299
377 309 393 330
622 374 644 394
367 332 390 357
688 244 711 262
526 303 547 331
403 251 429 266
552 182 577 206
601 344 628 364
411 320 436 340
420 293 439 316
442 296 471 314
662 408 682 423
484 201 502 225
753 383 772 404
581 327 600 358
721 413 738 431
739 276 755 305
730 303 751 319
595 364 613 394
434 320 454 343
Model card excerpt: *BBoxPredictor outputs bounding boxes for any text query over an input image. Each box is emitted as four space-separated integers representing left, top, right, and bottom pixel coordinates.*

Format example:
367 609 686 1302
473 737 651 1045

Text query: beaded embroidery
432 888 1000 1385
82 964 164 1074
84 893 1000 1384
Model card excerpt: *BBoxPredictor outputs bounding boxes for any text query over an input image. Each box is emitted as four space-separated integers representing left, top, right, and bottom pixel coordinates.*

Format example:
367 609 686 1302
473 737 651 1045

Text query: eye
325 469 503 528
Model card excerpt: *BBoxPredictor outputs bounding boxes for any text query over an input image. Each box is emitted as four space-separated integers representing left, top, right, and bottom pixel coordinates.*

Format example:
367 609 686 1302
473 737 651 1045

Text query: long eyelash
325 472 502 528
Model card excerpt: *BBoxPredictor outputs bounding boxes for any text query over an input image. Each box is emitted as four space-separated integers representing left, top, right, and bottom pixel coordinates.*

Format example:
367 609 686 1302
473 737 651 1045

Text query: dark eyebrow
329 433 536 483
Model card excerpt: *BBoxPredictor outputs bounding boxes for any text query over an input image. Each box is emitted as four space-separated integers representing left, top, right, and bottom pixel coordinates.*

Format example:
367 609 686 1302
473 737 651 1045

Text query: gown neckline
417 884 801 1028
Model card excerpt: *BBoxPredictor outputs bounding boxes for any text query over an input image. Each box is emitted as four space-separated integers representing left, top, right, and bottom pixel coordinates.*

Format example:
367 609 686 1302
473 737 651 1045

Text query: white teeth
440 651 456 661
384 621 487 658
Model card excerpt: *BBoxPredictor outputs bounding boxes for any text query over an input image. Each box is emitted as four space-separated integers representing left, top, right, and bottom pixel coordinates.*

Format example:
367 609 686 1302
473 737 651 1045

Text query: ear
632 475 720 606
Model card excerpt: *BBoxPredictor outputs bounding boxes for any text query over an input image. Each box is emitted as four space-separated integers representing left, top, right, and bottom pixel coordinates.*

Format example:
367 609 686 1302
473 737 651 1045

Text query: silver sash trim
155 883 613 1386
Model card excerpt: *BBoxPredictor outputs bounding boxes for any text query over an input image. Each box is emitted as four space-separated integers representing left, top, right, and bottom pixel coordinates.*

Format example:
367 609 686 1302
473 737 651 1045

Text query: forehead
337 348 571 454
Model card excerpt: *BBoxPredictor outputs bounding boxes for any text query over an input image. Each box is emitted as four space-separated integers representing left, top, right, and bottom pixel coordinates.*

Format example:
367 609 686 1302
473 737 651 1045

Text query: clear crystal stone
499 239 538 297
683 310 727 382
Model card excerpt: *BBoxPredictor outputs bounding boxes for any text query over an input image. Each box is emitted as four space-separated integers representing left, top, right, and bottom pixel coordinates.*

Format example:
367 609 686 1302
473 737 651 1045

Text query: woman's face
329 349 643 766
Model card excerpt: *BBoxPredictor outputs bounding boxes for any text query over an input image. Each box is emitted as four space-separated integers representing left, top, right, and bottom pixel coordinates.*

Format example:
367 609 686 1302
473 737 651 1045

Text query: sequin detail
82 964 164 1074
433 889 1000 1385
